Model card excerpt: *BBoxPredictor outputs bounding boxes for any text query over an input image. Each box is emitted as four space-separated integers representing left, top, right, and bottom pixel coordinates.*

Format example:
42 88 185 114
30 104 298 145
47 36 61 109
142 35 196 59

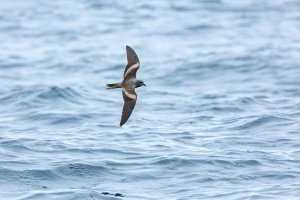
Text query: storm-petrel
106 45 146 126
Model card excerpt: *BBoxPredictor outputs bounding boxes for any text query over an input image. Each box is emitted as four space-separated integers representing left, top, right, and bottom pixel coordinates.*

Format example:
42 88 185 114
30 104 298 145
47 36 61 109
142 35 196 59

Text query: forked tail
106 82 122 89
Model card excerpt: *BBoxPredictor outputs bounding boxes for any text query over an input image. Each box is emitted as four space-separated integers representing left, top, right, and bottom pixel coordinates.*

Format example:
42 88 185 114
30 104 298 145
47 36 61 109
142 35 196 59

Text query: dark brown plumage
106 45 146 126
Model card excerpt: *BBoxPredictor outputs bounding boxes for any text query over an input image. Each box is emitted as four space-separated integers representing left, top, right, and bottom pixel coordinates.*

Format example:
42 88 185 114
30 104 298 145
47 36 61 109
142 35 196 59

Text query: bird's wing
120 88 137 126
123 45 140 79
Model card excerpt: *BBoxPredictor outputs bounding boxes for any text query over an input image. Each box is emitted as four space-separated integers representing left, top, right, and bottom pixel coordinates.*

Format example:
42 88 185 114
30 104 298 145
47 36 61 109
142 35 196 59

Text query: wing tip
126 45 133 52
125 45 139 68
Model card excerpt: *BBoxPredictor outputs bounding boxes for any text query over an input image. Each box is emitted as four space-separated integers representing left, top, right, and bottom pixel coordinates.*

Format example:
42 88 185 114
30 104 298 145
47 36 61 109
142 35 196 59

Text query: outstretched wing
123 45 140 79
120 88 137 126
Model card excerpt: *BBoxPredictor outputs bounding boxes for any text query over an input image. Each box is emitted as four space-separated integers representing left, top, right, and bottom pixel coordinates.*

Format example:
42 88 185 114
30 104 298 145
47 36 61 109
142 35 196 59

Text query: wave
16 189 109 200
231 116 295 130
0 168 63 182
35 86 82 104
22 112 84 125
0 86 84 112
150 157 262 168
54 163 107 178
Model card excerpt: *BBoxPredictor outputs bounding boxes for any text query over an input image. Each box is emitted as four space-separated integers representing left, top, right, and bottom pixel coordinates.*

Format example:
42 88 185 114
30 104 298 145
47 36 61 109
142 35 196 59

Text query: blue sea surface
0 0 300 199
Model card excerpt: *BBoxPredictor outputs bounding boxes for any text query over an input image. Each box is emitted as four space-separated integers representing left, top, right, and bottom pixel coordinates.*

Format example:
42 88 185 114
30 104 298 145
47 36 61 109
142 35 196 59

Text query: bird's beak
143 83 146 87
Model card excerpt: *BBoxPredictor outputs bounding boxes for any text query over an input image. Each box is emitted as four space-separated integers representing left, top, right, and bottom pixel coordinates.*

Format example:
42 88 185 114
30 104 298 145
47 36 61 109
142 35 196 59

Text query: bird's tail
106 83 122 89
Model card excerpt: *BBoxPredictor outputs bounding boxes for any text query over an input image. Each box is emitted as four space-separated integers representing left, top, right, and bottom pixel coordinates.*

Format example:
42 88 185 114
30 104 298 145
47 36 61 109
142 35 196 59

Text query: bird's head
136 80 146 88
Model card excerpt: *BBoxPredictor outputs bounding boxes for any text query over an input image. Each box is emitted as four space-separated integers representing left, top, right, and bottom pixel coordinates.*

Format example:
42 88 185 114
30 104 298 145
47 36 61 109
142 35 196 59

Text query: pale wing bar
124 63 139 79
124 45 140 77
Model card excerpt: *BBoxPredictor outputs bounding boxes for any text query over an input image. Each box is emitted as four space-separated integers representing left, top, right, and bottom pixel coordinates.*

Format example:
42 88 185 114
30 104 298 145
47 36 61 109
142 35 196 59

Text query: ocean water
0 0 300 199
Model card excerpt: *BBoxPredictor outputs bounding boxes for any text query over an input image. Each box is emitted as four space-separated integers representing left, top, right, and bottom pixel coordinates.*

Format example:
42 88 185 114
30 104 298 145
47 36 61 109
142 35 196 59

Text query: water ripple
0 0 300 199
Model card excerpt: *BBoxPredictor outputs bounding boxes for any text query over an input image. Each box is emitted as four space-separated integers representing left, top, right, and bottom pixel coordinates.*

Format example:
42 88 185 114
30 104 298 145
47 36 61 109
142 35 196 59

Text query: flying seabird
106 45 146 126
